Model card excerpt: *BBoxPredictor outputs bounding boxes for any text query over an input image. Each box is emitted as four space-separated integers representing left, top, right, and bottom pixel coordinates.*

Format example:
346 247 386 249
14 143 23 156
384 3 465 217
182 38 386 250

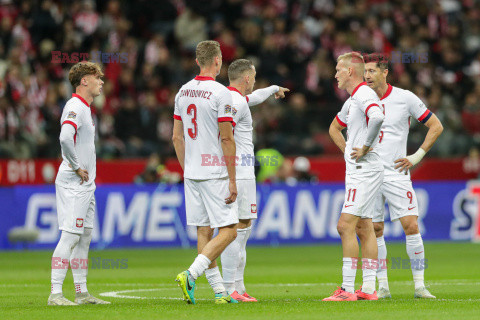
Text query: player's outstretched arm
395 113 443 172
219 121 237 204
329 117 346 154
247 86 289 107
172 119 185 171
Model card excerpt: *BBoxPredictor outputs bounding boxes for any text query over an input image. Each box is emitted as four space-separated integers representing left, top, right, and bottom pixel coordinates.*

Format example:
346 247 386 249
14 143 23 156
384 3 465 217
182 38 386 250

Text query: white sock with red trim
406 233 425 289
71 228 92 294
342 257 357 294
51 231 80 294
234 226 251 294
376 236 389 290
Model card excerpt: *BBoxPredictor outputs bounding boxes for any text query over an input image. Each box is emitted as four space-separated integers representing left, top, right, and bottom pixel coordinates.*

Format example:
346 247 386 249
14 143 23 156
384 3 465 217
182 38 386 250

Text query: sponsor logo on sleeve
67 111 77 119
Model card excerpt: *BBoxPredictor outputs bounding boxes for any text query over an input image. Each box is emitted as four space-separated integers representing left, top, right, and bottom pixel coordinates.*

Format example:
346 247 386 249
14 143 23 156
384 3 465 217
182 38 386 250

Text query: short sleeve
217 88 234 123
357 86 381 115
336 101 348 127
61 103 83 132
231 102 246 128
406 90 432 124
173 91 182 121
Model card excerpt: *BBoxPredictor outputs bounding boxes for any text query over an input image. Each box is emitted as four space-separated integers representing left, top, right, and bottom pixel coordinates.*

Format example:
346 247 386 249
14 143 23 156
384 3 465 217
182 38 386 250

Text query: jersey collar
227 86 244 96
351 81 367 97
380 83 393 100
72 93 90 108
194 75 215 81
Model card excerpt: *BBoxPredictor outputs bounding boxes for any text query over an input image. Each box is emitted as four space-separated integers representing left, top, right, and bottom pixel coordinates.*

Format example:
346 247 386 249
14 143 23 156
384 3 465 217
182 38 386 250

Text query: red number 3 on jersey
187 104 197 139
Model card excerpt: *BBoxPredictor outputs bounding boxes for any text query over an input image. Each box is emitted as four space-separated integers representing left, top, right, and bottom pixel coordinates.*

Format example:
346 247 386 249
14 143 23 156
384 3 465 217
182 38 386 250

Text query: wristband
406 148 426 166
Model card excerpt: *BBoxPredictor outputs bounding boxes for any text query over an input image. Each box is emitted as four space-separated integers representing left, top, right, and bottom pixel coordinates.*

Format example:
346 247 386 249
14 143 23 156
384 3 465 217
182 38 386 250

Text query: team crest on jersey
225 105 232 114
76 218 84 228
232 107 237 116
251 204 257 213
67 111 77 119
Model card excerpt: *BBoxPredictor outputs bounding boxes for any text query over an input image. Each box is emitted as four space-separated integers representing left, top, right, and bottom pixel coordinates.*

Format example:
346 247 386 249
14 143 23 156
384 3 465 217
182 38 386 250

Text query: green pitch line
0 242 479 320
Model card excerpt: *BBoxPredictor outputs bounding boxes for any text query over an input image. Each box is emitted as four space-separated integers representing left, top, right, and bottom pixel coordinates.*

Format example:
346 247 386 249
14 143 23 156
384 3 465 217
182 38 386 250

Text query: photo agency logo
390 51 428 64
351 51 429 65
52 257 129 269
51 51 128 64
201 154 281 167
349 257 428 270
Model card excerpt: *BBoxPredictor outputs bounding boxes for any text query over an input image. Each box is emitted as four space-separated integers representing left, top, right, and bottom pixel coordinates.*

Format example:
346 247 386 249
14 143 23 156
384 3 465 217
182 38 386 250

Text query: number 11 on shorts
347 188 357 202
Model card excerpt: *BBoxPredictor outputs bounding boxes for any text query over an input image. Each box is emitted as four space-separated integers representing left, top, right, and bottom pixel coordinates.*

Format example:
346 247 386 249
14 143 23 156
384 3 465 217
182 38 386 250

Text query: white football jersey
174 76 234 180
336 82 383 172
56 94 96 190
376 84 431 181
227 86 255 180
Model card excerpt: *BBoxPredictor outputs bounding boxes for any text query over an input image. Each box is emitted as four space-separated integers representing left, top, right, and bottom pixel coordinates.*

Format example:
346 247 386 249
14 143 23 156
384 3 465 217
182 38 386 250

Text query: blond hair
337 52 365 77
68 61 104 89
196 40 221 67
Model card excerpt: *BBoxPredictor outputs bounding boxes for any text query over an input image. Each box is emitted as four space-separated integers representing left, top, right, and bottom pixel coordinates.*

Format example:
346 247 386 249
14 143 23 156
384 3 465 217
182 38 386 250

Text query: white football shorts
56 184 95 234
373 179 419 222
184 177 239 228
342 169 384 219
237 179 257 220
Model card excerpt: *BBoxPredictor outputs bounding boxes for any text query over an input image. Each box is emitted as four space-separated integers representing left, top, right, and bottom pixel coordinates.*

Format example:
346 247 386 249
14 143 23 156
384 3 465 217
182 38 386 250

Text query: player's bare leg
400 216 435 298
323 213 360 301
338 212 360 293
355 218 379 299
373 222 391 298
197 227 235 302
177 225 238 304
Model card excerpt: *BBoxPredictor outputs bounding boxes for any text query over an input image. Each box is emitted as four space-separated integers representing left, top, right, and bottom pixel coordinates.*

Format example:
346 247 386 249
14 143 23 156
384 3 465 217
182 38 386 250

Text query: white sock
406 233 425 289
188 254 211 280
221 229 243 295
376 236 389 290
71 228 92 294
75 283 88 294
205 266 227 295
51 231 80 294
342 257 357 294
235 227 251 294
362 258 377 294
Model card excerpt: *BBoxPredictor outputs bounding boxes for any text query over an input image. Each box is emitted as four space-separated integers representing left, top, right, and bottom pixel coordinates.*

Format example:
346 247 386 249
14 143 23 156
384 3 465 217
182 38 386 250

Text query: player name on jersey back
174 76 234 180
178 88 213 100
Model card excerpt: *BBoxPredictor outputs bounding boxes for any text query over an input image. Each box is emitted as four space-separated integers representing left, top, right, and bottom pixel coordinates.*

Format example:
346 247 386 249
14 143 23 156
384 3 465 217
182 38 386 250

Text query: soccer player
173 40 239 305
48 62 110 305
363 54 443 299
220 59 289 302
325 52 385 301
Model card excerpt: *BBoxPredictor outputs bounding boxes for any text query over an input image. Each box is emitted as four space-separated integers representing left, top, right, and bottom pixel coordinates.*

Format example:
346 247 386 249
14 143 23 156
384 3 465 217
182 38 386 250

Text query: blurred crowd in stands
1 0 480 161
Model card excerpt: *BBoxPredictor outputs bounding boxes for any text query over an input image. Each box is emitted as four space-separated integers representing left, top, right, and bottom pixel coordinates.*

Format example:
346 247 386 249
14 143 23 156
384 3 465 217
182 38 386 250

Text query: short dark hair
196 40 221 67
228 59 254 82
364 53 389 71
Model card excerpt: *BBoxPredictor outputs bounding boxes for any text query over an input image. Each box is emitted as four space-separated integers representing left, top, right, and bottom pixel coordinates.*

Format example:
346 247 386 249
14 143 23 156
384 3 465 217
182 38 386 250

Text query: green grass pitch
1 242 479 320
